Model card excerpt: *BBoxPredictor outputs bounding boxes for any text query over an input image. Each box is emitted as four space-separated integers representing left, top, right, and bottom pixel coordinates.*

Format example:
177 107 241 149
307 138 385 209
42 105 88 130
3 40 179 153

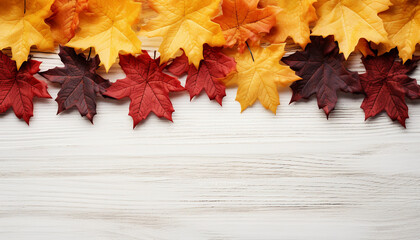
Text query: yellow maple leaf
224 44 301 114
0 0 54 69
141 0 225 68
66 0 142 72
379 0 420 62
259 0 318 49
138 0 158 25
312 0 391 58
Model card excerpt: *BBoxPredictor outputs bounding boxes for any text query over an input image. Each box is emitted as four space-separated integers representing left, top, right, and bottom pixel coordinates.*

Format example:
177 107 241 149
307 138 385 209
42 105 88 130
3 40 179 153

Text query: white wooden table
1 45 420 240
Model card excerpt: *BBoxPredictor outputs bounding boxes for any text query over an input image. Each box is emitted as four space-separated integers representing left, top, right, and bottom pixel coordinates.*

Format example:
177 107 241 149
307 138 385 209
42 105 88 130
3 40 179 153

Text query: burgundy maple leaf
360 49 420 127
0 52 51 124
282 36 361 117
104 51 185 128
167 45 236 105
40 46 110 122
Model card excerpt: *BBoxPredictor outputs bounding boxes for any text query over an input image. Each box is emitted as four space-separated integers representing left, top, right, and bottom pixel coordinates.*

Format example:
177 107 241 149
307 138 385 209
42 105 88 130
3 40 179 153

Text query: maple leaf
167 45 236 105
213 0 279 53
360 50 420 127
282 36 362 117
138 0 158 25
258 0 317 49
0 0 54 69
379 0 420 62
104 51 185 128
0 51 51 124
223 44 300 113
39 46 111 122
66 0 142 72
46 0 88 44
311 0 391 59
141 0 225 68
356 38 376 57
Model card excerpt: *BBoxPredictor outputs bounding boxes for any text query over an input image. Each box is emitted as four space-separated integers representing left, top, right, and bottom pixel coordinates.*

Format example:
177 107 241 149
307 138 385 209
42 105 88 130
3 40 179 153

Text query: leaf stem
246 41 254 62
154 50 156 60
24 0 26 14
87 47 92 61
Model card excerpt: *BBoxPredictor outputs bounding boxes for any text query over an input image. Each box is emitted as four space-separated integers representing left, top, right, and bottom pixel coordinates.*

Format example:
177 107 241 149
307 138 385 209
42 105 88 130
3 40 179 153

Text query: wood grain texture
0 43 420 240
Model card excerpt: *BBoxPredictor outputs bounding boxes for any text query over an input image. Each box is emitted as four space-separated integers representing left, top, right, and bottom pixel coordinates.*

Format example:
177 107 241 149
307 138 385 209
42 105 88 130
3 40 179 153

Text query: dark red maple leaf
167 45 236 105
360 50 420 127
104 51 185 128
39 46 111 122
0 51 51 124
282 36 361 117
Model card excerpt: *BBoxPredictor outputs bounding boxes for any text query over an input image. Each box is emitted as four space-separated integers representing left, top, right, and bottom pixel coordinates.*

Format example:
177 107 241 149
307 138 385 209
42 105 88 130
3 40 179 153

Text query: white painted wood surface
1 45 420 240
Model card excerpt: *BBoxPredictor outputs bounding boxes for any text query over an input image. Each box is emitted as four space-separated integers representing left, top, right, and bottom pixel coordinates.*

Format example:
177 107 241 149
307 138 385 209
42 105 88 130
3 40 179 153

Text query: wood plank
0 44 419 239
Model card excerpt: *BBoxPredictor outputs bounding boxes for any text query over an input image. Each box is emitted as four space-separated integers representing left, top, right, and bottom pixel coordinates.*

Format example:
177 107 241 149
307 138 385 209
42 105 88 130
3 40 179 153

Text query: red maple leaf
167 45 236 105
104 51 185 128
39 46 111 122
282 36 361 117
0 52 51 124
360 50 420 127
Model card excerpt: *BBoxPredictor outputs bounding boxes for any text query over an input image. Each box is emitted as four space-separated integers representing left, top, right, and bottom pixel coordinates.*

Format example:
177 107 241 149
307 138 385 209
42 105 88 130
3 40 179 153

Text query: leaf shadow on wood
0 109 28 126
187 91 225 107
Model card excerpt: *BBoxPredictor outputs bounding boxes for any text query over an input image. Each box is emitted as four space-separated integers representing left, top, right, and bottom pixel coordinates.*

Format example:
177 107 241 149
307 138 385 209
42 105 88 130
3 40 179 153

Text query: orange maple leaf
213 0 279 53
46 0 88 44
356 39 376 57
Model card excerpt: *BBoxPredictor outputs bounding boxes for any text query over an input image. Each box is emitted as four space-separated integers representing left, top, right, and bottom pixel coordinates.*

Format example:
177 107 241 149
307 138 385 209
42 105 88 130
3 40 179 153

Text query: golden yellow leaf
259 0 317 49
141 0 225 68
66 0 142 72
224 44 301 114
379 0 420 62
312 0 391 58
138 0 158 25
0 0 54 69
